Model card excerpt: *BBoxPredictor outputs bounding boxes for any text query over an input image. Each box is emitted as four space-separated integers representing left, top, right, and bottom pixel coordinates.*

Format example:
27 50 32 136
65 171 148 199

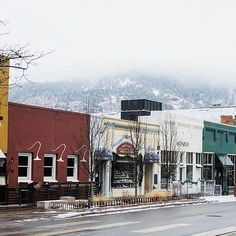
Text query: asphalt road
1 202 236 236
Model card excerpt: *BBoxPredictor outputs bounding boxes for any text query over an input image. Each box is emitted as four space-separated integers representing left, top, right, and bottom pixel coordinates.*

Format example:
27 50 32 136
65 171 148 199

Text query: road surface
1 202 236 235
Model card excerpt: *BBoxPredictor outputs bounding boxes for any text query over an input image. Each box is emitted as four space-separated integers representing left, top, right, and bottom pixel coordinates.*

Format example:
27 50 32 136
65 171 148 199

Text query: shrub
145 190 171 201
93 195 111 202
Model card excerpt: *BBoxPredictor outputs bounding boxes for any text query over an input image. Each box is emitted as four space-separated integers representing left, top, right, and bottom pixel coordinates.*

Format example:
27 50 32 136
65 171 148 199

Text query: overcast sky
1 0 236 85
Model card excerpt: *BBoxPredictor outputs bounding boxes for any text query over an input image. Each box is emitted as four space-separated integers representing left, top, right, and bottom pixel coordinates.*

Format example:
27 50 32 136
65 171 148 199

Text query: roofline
103 115 160 128
8 102 88 117
166 105 236 111
204 120 236 128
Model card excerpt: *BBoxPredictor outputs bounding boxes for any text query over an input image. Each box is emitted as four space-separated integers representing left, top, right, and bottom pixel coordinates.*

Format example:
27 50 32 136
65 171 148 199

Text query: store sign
177 141 189 147
116 142 135 155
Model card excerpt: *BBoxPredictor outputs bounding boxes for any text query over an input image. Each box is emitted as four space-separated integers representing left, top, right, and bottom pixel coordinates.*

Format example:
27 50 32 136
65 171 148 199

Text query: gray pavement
1 202 236 235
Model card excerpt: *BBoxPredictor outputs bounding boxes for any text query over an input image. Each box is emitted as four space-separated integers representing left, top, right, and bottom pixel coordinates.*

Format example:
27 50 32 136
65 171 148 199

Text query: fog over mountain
10 75 235 113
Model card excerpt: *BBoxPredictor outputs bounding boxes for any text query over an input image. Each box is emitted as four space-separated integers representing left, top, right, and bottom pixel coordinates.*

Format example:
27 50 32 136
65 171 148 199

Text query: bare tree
0 20 47 90
75 111 109 202
160 114 178 189
128 119 146 197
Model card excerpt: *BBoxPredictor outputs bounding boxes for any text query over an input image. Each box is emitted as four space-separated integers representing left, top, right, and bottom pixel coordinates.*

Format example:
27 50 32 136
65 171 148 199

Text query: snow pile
201 195 236 203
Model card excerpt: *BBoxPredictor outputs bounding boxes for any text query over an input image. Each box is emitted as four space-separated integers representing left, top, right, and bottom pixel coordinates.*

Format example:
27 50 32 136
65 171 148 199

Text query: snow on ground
201 195 236 203
54 212 82 219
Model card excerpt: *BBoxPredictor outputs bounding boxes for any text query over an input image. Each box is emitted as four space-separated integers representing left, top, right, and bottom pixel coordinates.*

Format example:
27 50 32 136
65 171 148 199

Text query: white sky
1 0 236 85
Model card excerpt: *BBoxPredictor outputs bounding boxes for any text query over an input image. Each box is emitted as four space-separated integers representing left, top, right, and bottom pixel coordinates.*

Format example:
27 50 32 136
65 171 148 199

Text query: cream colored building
96 117 160 197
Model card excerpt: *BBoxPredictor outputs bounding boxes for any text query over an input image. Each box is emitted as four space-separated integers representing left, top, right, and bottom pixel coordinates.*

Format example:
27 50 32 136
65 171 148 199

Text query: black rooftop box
121 99 162 121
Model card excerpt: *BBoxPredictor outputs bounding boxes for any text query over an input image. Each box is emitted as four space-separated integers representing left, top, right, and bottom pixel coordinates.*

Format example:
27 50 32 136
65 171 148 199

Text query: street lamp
27 141 42 161
74 145 87 163
51 144 66 162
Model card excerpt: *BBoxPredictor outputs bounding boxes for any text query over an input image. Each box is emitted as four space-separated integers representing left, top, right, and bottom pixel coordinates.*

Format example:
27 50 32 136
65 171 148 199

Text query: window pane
204 166 212 180
196 153 201 164
19 167 27 177
44 167 52 177
44 157 53 166
19 155 28 166
0 161 6 176
67 158 75 167
186 165 193 181
67 168 74 177
154 174 158 185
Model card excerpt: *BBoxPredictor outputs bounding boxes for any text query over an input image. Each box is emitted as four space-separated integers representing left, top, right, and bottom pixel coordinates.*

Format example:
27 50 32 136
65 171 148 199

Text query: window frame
44 154 56 182
67 155 78 181
196 153 201 165
18 152 32 183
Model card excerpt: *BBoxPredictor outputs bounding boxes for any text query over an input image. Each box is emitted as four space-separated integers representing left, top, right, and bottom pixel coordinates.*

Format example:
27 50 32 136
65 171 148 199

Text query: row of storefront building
1 70 236 204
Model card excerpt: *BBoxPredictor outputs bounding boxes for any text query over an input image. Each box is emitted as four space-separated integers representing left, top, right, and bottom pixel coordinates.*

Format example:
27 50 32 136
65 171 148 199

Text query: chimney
221 115 233 125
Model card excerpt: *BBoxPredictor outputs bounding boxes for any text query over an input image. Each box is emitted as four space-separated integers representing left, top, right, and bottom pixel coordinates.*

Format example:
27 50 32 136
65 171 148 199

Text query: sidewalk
53 195 236 219
54 198 207 219
0 204 31 211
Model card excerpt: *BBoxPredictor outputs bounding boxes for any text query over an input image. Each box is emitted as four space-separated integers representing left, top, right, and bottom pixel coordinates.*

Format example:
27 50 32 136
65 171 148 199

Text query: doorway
145 164 153 193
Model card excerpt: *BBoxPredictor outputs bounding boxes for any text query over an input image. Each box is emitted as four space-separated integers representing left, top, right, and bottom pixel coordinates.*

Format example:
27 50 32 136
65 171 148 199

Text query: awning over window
94 148 113 161
144 152 160 163
0 149 6 159
216 154 234 167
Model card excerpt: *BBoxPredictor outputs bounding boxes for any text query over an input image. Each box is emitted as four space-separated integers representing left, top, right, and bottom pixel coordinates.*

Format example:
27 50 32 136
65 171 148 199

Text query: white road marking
191 227 236 236
34 221 141 236
132 223 189 233
40 220 100 228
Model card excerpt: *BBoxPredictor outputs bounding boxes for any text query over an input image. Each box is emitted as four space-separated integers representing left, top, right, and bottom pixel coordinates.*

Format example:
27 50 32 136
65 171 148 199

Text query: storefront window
203 165 213 180
112 162 134 188
203 153 213 180
228 155 235 186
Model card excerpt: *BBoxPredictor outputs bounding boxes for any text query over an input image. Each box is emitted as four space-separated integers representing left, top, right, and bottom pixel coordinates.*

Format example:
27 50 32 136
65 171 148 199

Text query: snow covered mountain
9 75 235 113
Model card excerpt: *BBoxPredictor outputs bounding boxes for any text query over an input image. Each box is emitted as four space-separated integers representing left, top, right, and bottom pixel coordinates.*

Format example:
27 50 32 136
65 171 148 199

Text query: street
1 202 236 236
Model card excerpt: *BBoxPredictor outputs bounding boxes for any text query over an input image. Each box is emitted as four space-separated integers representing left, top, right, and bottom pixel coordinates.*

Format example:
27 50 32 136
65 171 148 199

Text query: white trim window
18 153 32 183
44 154 56 182
67 155 78 181
186 152 193 181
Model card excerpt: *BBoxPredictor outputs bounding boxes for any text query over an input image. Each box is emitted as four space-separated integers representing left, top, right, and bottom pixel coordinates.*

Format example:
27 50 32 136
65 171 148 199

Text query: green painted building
203 121 236 194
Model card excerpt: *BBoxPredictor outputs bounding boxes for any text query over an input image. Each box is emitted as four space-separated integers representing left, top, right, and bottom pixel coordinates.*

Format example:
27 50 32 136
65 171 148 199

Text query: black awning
144 152 160 163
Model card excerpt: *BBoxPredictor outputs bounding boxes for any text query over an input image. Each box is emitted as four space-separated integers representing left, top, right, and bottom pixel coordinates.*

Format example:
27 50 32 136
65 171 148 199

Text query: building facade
203 121 236 194
1 102 90 204
0 59 9 203
97 117 160 197
141 111 203 192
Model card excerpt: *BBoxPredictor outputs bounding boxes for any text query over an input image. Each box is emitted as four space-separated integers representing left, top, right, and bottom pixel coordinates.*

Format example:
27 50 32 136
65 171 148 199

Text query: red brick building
4 103 90 204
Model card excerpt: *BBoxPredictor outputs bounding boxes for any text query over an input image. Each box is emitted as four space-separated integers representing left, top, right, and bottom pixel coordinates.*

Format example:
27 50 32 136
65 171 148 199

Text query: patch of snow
54 212 82 219
118 78 134 88
153 89 160 97
201 195 236 203
17 217 48 223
